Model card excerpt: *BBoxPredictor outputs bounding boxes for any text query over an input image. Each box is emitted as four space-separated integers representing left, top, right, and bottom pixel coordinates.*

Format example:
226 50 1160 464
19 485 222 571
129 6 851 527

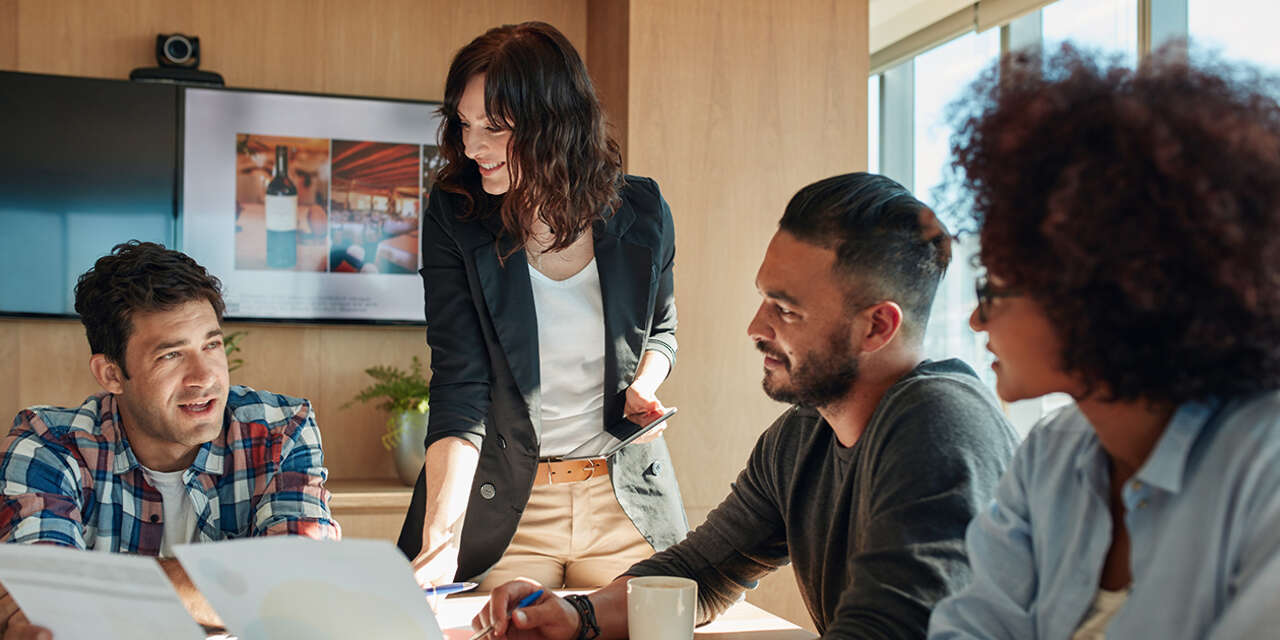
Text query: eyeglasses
974 275 1022 323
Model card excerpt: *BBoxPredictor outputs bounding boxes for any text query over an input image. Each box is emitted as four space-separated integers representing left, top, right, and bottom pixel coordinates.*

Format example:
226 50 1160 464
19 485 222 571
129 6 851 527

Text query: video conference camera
130 32 224 86
156 34 200 68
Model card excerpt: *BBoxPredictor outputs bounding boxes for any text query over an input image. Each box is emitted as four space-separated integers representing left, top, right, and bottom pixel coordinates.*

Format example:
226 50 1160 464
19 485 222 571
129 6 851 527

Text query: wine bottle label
265 195 298 232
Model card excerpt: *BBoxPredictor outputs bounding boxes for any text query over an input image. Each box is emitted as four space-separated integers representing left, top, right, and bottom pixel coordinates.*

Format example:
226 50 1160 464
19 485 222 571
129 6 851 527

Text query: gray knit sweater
627 359 1018 639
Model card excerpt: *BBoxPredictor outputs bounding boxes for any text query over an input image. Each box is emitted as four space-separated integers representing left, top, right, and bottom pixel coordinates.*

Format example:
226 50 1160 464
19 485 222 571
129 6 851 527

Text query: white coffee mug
627 576 697 640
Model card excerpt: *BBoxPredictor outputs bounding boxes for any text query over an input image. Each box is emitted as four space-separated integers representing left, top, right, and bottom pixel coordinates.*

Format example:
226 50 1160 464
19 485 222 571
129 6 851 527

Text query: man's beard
757 326 859 409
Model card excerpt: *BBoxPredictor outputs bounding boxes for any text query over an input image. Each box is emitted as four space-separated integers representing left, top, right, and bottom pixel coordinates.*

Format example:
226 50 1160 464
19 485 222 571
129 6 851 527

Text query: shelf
327 478 414 511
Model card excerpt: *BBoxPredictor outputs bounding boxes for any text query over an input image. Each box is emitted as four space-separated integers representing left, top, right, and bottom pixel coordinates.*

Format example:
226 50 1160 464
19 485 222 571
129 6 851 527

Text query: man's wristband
564 594 600 640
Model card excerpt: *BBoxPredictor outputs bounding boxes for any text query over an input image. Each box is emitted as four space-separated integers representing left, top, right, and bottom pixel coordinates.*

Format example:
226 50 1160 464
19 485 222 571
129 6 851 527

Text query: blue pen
423 581 479 597
467 589 545 640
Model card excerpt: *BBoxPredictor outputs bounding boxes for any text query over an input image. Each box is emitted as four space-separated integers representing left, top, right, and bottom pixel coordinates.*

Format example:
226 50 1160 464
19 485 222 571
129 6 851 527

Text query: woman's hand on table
415 438 479 589
411 539 461 590
473 579 580 640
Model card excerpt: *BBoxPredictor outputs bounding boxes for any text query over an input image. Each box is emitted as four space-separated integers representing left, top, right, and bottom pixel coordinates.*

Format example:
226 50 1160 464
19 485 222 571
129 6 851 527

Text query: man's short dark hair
74 241 225 378
779 172 951 338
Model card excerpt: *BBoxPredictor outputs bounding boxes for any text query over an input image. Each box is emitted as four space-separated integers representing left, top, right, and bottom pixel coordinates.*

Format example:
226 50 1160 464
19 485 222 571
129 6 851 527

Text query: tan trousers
476 473 654 590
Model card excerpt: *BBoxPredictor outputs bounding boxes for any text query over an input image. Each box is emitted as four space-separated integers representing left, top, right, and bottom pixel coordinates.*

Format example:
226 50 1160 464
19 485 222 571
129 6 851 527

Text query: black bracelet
564 594 601 640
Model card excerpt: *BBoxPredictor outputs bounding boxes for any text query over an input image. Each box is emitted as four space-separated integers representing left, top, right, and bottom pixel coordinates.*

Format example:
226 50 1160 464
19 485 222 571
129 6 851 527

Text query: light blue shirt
929 392 1280 640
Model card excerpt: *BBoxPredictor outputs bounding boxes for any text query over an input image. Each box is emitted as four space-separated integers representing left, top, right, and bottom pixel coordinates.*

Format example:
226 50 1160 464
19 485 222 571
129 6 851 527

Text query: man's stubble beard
758 324 859 409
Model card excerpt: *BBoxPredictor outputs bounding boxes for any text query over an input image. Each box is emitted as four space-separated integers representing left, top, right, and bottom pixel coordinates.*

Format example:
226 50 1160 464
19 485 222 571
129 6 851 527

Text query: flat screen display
0 72 177 316
181 87 443 323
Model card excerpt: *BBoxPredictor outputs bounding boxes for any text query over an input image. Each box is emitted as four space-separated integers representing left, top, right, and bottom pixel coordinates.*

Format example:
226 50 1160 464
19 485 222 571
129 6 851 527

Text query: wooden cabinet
328 480 414 543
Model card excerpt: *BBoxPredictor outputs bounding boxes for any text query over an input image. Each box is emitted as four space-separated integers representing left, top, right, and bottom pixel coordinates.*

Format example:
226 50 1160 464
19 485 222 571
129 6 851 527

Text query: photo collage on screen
234 134 443 274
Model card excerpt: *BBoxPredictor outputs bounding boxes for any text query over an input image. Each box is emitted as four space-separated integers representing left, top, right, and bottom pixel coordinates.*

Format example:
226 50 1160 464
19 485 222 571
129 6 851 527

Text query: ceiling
331 141 421 190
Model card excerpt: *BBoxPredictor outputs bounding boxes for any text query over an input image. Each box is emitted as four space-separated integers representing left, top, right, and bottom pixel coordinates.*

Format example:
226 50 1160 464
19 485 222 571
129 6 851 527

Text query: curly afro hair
948 43 1280 404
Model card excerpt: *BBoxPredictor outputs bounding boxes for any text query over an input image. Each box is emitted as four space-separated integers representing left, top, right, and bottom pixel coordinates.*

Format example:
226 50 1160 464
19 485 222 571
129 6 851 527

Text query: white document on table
173 537 443 640
0 544 205 639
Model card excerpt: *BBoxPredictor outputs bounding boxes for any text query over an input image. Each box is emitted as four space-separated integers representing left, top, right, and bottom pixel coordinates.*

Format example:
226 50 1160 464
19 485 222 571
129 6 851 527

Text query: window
913 31 1002 387
868 74 881 174
1043 0 1138 63
1190 0 1280 71
867 0 1270 432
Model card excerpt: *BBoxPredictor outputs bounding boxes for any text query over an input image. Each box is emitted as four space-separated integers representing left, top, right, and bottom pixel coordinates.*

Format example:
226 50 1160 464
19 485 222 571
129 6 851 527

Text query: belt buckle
536 458 559 485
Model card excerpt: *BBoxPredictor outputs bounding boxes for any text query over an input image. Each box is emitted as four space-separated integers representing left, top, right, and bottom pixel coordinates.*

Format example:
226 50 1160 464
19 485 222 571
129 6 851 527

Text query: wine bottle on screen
265 145 298 268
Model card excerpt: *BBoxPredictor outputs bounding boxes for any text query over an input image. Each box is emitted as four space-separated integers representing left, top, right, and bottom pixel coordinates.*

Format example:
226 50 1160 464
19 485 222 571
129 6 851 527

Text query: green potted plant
343 356 431 486
224 330 248 372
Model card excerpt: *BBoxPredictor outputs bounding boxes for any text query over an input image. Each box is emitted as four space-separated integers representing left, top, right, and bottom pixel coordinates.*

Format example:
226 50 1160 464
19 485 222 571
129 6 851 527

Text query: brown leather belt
535 458 609 484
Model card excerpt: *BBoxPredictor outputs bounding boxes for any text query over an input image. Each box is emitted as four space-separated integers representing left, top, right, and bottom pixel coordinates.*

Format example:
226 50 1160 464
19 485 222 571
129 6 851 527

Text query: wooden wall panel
623 0 869 628
0 318 20 428
586 0 630 167
0 0 16 69
629 0 868 525
11 320 102 414
5 0 587 101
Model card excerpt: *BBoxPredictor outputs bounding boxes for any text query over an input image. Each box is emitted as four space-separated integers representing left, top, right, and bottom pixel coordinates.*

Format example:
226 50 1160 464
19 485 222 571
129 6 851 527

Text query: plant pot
390 409 429 486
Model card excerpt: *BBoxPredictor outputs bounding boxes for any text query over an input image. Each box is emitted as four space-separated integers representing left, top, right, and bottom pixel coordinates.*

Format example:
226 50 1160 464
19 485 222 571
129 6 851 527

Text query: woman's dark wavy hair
948 42 1280 404
74 241 225 378
435 21 622 253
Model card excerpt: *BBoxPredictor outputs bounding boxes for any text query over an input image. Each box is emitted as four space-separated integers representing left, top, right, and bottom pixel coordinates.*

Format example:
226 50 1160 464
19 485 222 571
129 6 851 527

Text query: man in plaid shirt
0 241 340 638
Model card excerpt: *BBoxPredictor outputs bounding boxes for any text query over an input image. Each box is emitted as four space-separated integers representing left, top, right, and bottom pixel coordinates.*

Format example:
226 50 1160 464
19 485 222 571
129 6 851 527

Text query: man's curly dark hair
74 241 225 378
948 43 1280 404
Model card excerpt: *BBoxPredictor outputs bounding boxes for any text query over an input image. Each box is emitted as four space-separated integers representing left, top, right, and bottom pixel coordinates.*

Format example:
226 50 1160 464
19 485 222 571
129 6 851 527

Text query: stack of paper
0 539 445 640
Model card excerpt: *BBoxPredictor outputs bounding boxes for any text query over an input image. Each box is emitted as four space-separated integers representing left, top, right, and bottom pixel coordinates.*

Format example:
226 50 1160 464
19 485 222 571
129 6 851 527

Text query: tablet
560 407 678 460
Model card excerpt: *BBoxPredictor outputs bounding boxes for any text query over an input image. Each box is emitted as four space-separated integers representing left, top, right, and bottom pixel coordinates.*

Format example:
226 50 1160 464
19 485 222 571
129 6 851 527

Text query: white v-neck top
528 258 606 458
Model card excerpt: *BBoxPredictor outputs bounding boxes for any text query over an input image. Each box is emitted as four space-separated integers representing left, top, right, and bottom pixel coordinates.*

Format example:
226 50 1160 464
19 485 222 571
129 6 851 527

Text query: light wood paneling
628 0 868 519
622 0 869 629
0 0 16 68
4 319 102 414
586 0 630 166
5 0 587 101
0 319 21 426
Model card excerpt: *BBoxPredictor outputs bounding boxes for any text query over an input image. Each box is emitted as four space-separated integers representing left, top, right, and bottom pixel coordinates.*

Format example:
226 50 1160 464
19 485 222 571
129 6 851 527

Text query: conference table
201 590 817 639
433 592 818 640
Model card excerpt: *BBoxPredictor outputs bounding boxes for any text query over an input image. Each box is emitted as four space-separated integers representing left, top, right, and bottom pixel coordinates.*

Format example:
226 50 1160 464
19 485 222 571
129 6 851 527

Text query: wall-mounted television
0 71 177 317
0 71 442 324
181 87 443 323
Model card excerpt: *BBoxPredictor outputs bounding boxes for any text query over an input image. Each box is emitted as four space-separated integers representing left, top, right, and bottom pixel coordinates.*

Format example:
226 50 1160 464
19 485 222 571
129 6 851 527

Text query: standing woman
399 22 688 591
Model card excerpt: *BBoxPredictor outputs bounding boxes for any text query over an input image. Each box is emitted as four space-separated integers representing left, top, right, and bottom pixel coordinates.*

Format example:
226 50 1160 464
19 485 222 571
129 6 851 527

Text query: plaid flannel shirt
0 385 340 553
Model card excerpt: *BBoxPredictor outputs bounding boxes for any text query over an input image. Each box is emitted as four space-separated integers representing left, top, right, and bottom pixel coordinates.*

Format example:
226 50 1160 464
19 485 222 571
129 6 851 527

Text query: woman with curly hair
397 21 687 591
929 44 1280 639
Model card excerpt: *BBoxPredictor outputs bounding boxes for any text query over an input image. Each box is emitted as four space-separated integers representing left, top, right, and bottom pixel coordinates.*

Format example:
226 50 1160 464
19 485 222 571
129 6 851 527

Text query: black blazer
398 175 690 580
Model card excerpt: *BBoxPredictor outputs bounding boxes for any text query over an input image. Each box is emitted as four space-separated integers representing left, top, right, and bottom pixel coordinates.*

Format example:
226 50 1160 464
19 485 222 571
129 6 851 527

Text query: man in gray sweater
473 173 1018 640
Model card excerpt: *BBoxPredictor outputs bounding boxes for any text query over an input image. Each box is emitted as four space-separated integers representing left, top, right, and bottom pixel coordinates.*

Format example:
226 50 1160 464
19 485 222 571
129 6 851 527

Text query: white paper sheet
173 537 443 640
0 544 204 639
